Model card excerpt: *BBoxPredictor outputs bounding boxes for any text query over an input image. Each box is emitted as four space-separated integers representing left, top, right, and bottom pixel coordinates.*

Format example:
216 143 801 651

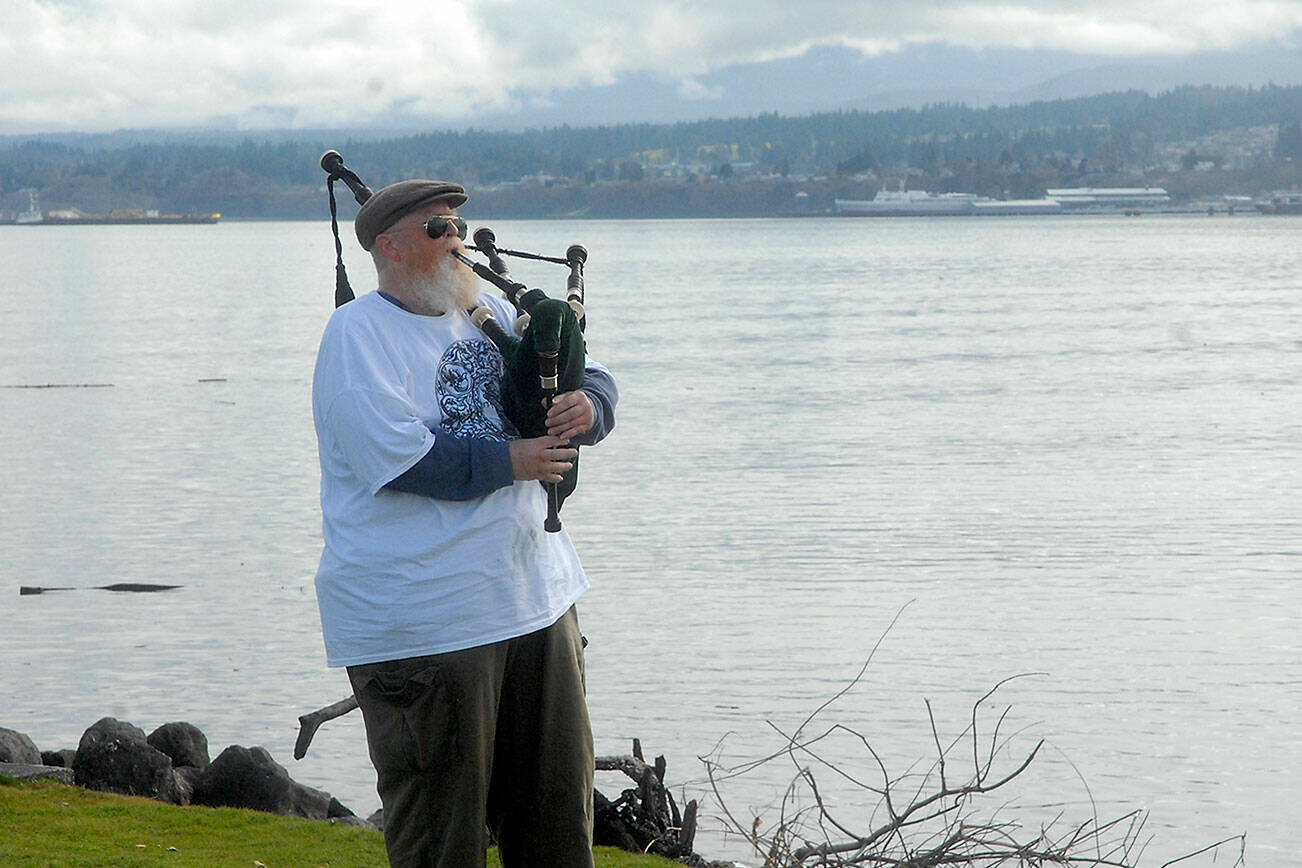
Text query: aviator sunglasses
424 215 468 240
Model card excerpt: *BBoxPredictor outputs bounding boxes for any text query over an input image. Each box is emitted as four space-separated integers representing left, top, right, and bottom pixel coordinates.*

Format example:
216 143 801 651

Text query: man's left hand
546 391 594 442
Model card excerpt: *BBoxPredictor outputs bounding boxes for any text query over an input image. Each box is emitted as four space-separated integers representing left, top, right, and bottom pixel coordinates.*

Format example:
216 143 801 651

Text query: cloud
1 0 1300 132
929 1 1302 54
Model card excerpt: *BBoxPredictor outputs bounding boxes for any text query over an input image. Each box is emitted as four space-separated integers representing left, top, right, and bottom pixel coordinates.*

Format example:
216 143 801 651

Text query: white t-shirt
312 290 588 667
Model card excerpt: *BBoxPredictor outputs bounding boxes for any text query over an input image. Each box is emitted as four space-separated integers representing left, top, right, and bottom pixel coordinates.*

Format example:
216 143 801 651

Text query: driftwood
293 695 359 760
19 583 183 595
596 738 724 866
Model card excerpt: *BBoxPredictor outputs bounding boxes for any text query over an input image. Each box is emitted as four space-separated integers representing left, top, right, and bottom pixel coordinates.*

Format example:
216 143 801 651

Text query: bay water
1 213 1298 865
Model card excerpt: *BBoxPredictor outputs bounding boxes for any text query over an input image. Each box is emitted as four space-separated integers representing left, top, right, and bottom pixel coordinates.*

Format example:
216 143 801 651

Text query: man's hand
545 391 595 442
509 436 577 483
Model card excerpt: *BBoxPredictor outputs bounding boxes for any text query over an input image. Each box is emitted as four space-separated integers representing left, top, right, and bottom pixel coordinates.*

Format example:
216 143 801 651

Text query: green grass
0 777 682 868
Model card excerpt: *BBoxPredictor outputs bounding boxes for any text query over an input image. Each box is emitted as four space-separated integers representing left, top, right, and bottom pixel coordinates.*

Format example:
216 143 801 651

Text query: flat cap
355 179 468 251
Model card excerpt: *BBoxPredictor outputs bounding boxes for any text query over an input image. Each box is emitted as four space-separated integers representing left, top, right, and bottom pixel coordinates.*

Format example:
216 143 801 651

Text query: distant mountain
1009 48 1302 103
463 41 1302 130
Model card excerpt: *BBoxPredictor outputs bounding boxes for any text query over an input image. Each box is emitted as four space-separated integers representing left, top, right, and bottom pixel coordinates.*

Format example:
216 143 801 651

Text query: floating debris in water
19 583 182 595
1 383 114 389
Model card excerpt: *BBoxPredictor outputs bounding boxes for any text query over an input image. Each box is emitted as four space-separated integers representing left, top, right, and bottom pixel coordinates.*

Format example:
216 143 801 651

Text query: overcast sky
4 0 1302 133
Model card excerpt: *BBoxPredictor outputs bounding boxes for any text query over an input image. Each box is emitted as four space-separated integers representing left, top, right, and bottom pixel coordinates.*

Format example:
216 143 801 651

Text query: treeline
2 84 1300 219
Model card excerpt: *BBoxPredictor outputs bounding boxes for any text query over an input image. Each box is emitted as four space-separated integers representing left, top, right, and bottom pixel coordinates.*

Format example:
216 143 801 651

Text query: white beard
404 253 481 314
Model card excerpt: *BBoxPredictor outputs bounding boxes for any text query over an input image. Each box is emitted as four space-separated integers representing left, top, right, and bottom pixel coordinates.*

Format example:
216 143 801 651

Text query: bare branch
789 600 915 746
1159 835 1246 868
705 657 1243 868
926 698 947 793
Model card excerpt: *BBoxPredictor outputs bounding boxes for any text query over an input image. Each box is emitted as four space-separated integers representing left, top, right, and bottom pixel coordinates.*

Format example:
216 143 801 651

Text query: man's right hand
509 436 576 483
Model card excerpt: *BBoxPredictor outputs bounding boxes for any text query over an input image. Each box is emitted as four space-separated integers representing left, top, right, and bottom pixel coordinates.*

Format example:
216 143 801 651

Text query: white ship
3 189 219 226
1255 190 1302 214
15 190 43 223
835 188 1062 217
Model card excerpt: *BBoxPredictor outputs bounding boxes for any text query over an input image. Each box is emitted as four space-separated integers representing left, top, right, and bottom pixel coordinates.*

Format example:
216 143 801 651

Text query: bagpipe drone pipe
320 150 587 532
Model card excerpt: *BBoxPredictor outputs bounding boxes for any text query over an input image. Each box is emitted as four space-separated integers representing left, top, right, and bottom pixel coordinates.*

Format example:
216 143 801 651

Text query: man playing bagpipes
311 177 617 867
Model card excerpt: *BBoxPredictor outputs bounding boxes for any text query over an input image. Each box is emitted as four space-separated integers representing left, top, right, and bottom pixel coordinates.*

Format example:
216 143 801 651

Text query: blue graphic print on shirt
437 339 517 440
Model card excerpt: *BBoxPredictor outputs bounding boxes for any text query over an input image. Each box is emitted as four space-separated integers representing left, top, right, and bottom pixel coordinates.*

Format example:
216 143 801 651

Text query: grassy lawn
1 777 682 868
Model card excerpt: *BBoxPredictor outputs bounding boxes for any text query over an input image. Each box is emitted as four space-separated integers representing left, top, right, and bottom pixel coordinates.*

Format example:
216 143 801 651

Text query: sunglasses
424 215 468 240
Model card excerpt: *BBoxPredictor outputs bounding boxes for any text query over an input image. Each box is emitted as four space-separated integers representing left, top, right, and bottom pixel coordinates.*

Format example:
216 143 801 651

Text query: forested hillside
2 84 1299 219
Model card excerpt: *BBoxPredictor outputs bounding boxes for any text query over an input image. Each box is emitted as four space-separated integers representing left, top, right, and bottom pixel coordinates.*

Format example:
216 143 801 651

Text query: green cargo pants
347 606 594 868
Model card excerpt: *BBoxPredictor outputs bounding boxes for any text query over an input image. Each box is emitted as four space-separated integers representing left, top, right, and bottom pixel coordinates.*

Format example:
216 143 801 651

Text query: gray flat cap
355 179 468 251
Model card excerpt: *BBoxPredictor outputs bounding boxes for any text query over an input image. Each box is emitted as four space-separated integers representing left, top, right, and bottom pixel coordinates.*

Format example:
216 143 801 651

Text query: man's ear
374 233 402 263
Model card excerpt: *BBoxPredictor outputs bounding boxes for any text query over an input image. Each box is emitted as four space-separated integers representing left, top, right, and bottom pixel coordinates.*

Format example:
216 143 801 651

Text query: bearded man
311 179 616 868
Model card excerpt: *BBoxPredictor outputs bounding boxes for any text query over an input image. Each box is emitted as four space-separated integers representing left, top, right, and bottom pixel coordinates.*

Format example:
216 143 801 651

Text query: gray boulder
40 749 78 768
0 762 74 784
330 814 375 829
147 722 210 770
192 745 336 820
0 727 41 765
73 717 186 804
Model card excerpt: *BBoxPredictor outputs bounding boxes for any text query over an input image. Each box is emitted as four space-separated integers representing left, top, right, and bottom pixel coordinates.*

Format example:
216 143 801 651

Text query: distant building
1045 187 1171 211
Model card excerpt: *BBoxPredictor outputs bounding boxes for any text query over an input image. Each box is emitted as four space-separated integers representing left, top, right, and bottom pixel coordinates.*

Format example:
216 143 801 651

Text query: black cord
327 175 355 307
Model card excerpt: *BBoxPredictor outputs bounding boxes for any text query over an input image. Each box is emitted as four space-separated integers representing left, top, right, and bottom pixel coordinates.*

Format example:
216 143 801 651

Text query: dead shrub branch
701 616 1244 868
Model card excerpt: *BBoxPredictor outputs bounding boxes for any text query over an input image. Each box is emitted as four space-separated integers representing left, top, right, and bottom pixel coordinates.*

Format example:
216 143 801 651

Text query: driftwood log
295 699 719 864
293 695 359 760
19 583 182 595
595 738 706 863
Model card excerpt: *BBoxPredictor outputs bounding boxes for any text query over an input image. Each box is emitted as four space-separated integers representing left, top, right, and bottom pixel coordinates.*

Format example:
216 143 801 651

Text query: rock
174 765 203 804
73 717 186 804
0 728 41 765
0 761 74 785
366 807 385 832
40 749 78 768
191 745 336 820
330 815 375 829
147 722 210 770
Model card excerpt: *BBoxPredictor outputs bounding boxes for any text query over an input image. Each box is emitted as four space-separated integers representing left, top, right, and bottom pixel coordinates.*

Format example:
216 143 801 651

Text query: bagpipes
320 150 587 532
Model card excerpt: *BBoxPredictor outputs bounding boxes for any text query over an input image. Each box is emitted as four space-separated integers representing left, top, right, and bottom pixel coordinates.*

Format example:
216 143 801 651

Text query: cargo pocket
349 656 447 776
351 656 444 708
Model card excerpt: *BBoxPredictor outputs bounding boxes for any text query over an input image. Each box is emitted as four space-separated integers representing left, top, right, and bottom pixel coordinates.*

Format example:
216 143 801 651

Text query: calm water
1 214 1298 865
